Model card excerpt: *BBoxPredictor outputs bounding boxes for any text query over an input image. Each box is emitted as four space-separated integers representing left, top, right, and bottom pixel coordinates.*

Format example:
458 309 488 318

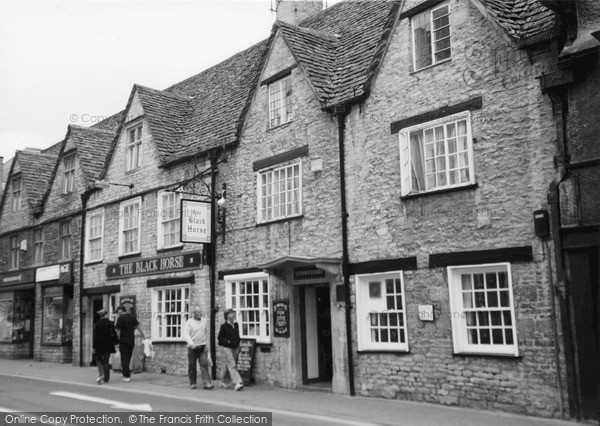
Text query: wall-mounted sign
418 304 434 321
106 251 202 280
36 262 73 284
237 338 256 386
273 299 290 338
0 269 35 287
119 295 136 317
293 266 325 281
181 199 212 244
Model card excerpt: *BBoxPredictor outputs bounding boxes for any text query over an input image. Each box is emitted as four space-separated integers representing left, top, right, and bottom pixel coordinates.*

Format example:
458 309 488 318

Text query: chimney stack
276 0 323 25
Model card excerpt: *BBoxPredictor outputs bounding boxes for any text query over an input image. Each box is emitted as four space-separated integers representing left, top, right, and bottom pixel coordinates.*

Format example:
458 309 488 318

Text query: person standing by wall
217 309 244 391
183 307 214 390
93 309 118 384
115 305 145 382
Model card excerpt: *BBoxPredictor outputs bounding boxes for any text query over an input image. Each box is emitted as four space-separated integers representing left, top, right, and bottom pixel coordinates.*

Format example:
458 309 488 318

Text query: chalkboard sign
273 299 290 338
237 338 256 385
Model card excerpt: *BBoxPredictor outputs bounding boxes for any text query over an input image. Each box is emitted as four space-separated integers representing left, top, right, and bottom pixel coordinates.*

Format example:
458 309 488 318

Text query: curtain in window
410 131 426 191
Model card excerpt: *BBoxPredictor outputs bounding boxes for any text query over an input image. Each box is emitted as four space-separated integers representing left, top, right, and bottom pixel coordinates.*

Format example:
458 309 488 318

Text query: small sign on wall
418 304 434 321
273 299 290 338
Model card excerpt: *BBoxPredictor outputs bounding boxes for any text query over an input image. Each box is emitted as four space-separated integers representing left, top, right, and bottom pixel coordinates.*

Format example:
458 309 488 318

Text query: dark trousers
187 346 211 385
95 352 111 382
119 343 134 378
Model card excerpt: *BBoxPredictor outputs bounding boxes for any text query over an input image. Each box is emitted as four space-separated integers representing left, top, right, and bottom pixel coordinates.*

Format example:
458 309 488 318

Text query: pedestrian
115 305 145 382
183 307 214 390
217 309 244 391
92 309 118 384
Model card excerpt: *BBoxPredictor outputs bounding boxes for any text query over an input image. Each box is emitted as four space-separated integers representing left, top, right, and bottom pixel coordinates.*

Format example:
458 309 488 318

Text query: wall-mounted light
216 183 226 243
94 180 134 190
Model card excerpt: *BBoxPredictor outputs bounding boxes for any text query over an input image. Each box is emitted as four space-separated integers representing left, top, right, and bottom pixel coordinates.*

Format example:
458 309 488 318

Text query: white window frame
268 75 293 128
62 154 75 194
225 272 271 344
118 197 141 256
85 209 104 263
157 191 182 250
59 221 72 260
356 272 409 351
411 2 452 71
399 111 474 196
256 160 302 224
447 263 519 356
126 124 143 172
151 285 190 342
33 227 44 265
12 177 22 211
9 235 19 269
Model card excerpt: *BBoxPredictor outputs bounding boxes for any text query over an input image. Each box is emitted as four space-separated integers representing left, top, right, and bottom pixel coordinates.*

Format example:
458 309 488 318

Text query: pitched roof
14 150 58 208
482 0 556 43
66 125 116 188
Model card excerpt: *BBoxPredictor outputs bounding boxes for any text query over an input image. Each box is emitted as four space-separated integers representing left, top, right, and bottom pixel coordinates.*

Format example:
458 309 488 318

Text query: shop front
0 269 35 359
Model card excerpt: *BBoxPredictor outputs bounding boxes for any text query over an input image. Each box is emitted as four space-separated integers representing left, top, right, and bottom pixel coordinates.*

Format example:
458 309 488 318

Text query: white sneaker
234 383 244 391
96 377 103 384
121 377 131 382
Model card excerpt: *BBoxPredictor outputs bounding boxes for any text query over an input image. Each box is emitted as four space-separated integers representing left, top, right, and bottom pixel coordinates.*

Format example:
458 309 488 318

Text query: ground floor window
447 263 519 356
151 285 190 341
356 272 409 351
0 291 33 343
225 272 271 344
42 285 73 345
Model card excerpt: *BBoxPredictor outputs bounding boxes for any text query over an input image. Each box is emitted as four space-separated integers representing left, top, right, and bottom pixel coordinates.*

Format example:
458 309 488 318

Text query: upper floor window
399 111 474 196
151 285 190 341
59 221 72 259
86 209 104 263
448 263 518 356
9 235 19 269
126 124 143 171
356 272 409 352
257 161 302 224
412 3 451 71
33 228 44 265
119 197 141 256
268 75 293 128
157 191 181 249
62 155 75 194
225 273 271 344
12 177 22 211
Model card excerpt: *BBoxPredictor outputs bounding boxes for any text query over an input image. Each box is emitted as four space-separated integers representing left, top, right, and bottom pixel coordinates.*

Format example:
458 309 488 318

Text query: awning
257 255 342 277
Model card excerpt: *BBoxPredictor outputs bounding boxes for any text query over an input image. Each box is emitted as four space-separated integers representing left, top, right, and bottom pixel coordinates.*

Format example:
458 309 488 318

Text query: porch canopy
257 255 342 279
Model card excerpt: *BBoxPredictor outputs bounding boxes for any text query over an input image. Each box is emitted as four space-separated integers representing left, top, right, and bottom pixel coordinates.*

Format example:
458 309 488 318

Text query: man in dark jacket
115 306 145 382
217 309 243 391
93 309 118 384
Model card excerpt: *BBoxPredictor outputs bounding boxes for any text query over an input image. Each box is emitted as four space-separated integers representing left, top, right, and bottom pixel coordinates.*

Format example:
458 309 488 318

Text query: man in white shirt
183 307 213 389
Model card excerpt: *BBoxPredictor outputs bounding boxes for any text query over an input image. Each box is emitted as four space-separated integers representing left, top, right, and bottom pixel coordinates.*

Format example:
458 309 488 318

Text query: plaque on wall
273 299 290 338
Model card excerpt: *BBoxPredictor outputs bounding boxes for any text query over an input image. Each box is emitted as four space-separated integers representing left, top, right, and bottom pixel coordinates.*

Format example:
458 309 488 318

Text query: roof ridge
68 124 115 134
135 84 193 102
276 20 340 42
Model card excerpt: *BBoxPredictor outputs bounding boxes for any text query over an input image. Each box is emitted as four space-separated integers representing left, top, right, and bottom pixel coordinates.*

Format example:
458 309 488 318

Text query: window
356 272 409 351
152 286 190 341
33 228 44 265
412 3 451 71
9 235 19 269
42 286 73 345
268 75 293 128
62 155 75 194
225 273 270 344
119 198 141 256
157 191 181 249
0 292 33 343
12 177 22 211
399 112 474 196
126 124 143 171
448 263 518 356
59 221 72 259
86 209 104 262
257 162 302 223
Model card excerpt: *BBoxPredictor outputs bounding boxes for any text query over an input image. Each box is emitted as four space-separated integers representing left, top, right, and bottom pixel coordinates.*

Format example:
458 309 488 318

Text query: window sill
357 349 410 355
256 215 303 228
150 340 186 344
85 260 104 266
452 351 521 360
401 183 478 200
267 120 294 132
118 253 141 261
410 58 452 75
156 245 184 254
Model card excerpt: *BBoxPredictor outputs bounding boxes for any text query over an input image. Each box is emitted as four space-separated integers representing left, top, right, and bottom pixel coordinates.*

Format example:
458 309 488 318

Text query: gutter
79 191 89 367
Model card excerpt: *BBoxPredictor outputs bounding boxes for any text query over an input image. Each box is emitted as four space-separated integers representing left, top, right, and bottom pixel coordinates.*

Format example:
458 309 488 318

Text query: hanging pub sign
273 299 290 338
181 199 212 244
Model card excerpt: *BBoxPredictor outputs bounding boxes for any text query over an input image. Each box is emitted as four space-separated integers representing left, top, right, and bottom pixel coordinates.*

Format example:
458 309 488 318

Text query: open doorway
301 285 333 385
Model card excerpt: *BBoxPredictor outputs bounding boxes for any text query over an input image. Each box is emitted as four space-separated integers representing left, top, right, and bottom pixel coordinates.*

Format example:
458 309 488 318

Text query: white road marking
0 407 16 412
51 391 152 412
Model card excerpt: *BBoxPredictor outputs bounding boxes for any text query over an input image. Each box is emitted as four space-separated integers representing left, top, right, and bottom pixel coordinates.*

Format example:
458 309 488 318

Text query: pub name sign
106 251 202 280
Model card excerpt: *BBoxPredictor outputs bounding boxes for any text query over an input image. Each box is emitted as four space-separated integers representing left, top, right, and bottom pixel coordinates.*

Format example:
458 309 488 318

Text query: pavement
0 358 582 426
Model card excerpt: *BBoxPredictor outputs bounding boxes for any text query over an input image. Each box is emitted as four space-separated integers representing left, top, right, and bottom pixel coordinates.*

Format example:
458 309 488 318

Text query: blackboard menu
237 338 256 385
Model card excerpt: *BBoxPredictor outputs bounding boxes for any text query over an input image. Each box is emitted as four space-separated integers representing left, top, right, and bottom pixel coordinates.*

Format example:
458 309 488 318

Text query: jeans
119 343 134 378
95 352 111 382
220 347 242 385
188 346 211 386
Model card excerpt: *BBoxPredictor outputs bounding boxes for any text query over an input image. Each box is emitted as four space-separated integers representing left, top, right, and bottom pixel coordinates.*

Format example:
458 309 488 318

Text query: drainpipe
208 150 219 379
335 105 355 396
79 191 89 367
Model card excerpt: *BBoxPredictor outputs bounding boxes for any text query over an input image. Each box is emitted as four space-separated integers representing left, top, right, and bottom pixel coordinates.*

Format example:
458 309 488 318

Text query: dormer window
268 75 293 128
62 154 75 194
126 124 143 171
412 3 451 71
12 177 22 211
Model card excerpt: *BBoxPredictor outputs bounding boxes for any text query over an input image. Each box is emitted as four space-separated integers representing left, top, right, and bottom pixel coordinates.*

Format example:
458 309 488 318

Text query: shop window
225 272 271 344
151 285 190 341
447 263 519 356
0 292 32 343
42 286 73 345
356 272 409 351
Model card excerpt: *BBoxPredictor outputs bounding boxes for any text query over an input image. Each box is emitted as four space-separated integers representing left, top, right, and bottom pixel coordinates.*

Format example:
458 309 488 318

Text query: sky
0 0 339 162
